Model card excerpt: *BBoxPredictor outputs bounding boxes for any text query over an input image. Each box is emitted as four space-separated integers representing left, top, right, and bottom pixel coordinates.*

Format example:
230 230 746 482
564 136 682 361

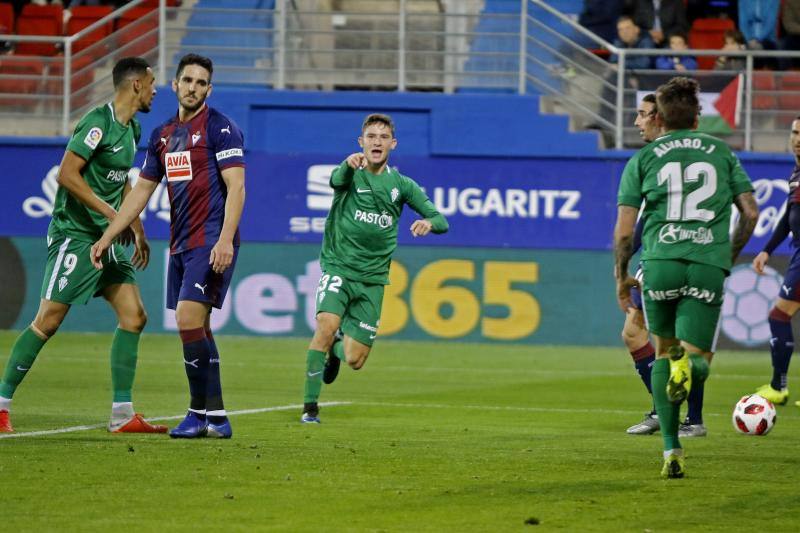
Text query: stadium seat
116 7 158 57
0 2 14 35
778 71 800 125
67 6 114 56
688 17 735 70
0 58 44 109
16 4 63 56
46 54 94 111
752 70 777 110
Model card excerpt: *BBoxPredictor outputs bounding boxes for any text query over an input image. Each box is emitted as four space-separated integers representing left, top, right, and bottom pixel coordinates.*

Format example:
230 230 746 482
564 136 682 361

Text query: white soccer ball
732 394 777 435
721 264 782 347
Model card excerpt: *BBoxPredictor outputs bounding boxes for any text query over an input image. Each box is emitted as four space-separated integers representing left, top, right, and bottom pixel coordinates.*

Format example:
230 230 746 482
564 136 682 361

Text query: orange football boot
110 413 168 434
0 410 13 433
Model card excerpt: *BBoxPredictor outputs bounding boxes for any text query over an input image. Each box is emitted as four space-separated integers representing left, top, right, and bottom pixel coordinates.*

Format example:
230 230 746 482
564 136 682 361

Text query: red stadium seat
778 72 800 123
752 70 777 110
116 7 158 57
46 54 94 111
688 17 735 70
67 6 114 56
15 4 63 56
0 58 44 109
0 2 14 35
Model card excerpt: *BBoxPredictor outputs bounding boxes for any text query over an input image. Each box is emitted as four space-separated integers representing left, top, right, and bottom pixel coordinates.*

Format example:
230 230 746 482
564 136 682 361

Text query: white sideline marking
356 401 800 420
0 401 351 440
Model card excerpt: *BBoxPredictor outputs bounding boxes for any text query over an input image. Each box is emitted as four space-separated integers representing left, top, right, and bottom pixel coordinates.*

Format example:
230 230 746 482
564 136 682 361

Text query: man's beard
181 94 204 112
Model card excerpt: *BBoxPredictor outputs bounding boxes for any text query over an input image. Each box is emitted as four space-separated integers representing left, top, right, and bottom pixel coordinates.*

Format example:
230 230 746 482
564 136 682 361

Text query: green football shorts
40 229 137 305
641 259 725 352
315 269 384 347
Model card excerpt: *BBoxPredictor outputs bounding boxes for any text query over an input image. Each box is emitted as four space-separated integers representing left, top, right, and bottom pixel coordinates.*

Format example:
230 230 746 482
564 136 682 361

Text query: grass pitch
1 331 799 532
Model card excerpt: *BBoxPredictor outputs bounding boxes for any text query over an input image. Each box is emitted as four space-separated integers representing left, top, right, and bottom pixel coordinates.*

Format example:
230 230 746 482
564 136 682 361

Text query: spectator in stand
715 29 747 71
627 0 689 47
780 0 800 69
611 15 656 69
656 32 698 71
739 0 779 50
579 0 625 44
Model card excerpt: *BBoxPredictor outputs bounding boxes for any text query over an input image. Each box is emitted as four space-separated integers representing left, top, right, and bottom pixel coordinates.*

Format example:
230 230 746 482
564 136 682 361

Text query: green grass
1 331 799 532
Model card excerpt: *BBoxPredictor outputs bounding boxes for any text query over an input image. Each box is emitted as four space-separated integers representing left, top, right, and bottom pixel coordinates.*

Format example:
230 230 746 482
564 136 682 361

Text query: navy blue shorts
781 247 800 302
166 245 238 310
630 264 644 310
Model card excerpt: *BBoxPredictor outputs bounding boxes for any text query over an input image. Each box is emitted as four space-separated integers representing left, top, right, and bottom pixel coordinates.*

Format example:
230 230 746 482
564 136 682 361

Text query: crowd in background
580 0 800 71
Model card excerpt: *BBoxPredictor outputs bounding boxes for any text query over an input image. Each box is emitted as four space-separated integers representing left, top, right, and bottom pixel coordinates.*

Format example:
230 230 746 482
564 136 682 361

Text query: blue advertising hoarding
1 144 794 255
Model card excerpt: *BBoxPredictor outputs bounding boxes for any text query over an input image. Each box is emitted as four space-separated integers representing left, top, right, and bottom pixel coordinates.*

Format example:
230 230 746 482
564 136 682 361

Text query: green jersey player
0 58 166 434
614 77 758 478
301 113 449 423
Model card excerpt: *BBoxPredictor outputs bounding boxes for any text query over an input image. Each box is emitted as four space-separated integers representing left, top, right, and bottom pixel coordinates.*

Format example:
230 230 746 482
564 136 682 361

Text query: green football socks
689 353 710 383
110 328 140 403
304 349 326 403
0 327 47 399
652 358 681 451
331 339 346 362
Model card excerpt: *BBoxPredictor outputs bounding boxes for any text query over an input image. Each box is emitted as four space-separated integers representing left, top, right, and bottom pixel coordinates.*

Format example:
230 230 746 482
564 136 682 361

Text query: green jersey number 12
657 161 717 222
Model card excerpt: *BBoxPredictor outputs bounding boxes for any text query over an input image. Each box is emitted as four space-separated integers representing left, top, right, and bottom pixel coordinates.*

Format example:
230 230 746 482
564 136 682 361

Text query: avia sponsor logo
105 169 129 182
658 223 714 245
429 187 580 219
730 178 790 239
22 166 171 223
165 151 192 182
354 209 393 228
647 286 717 304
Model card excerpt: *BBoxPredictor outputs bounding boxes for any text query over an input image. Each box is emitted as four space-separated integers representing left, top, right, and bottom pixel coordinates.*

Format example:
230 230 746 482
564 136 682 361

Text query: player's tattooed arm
731 191 759 263
614 205 639 312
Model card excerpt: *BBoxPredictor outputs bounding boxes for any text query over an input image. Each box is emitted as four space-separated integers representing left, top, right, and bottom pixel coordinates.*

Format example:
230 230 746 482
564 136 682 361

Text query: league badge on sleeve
84 127 103 149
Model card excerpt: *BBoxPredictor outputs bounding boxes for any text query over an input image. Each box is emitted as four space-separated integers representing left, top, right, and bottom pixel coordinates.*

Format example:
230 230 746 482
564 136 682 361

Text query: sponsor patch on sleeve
216 148 243 161
83 127 103 150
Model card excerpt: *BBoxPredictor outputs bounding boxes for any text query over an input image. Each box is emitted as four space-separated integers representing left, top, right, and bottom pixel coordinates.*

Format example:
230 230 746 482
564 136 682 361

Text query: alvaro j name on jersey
617 129 754 272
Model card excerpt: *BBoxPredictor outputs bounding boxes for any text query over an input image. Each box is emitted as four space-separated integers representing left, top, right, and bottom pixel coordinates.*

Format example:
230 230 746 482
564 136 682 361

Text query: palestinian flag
635 74 743 136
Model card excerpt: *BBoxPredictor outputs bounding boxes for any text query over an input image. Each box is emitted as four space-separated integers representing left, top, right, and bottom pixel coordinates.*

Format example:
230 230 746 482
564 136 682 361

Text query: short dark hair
724 29 746 46
112 57 150 88
362 113 395 136
656 77 700 130
176 53 214 81
642 93 656 105
617 15 635 25
668 32 688 44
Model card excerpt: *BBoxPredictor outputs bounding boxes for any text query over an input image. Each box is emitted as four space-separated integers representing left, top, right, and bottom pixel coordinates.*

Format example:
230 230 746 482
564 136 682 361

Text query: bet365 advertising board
0 145 794 348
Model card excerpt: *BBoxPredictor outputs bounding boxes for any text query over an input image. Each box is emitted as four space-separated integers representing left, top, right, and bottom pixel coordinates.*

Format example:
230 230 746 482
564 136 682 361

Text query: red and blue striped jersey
140 105 245 254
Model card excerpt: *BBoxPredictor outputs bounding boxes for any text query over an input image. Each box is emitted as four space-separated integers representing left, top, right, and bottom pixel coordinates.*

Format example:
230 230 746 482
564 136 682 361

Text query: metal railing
526 0 800 151
1 0 798 149
0 0 160 136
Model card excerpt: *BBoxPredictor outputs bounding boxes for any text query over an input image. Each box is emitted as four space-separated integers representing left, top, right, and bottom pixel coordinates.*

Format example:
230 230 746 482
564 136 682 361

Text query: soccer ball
732 394 777 435
720 264 782 347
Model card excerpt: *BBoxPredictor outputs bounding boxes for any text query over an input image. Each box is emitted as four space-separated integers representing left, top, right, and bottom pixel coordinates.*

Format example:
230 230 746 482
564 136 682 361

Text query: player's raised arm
90 179 158 269
329 154 364 189
210 166 245 274
404 177 448 237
